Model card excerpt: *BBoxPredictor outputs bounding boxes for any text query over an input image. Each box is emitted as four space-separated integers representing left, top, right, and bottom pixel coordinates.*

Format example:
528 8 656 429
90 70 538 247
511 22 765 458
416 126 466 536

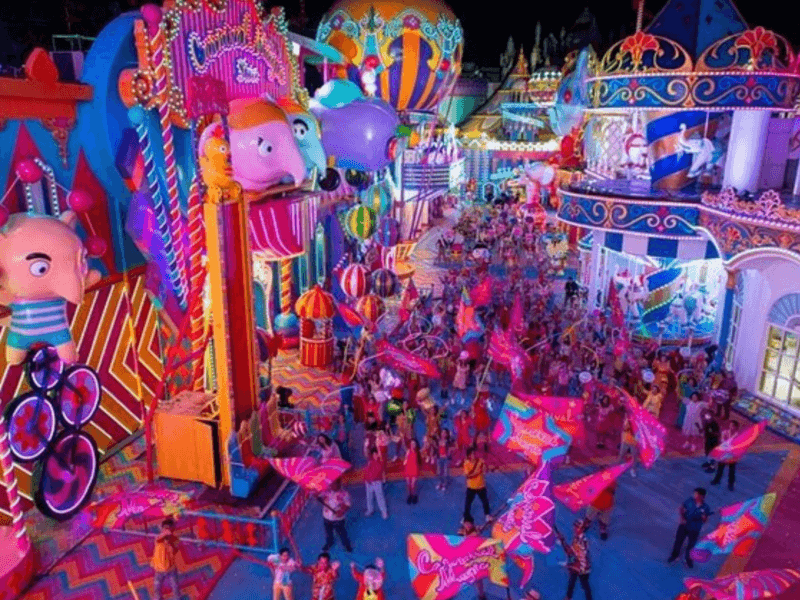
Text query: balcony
402 158 464 192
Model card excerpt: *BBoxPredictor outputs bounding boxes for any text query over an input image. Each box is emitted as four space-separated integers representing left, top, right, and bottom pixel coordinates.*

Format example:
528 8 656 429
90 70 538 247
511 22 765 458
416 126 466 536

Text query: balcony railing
402 158 464 191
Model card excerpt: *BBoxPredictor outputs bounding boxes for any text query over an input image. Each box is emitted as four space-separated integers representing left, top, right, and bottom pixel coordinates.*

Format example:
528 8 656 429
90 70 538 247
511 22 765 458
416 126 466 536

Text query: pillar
587 231 604 312
715 269 739 370
205 190 260 487
723 111 771 193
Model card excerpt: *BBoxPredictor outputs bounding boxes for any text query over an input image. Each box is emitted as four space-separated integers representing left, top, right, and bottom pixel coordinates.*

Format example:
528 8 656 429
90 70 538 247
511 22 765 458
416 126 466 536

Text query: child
351 559 385 600
682 392 707 452
267 547 298 600
702 410 721 473
619 417 638 477
152 517 180 600
404 439 421 504
302 553 340 600
436 429 453 491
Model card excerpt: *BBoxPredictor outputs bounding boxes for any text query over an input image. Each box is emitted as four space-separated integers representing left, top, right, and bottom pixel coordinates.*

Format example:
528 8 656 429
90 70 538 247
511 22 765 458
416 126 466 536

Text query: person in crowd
711 420 740 490
556 519 593 600
462 446 492 524
266 547 298 600
151 517 180 600
458 517 488 600
350 559 385 600
668 488 712 568
701 410 721 473
619 416 638 477
316 434 341 462
302 553 340 600
318 479 353 553
436 428 453 491
363 448 389 520
585 481 616 541
404 438 421 504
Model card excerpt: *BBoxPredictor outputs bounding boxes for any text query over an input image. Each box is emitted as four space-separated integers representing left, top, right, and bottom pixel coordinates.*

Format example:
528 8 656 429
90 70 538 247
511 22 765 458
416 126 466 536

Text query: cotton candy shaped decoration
311 97 399 172
228 98 306 193
277 97 327 179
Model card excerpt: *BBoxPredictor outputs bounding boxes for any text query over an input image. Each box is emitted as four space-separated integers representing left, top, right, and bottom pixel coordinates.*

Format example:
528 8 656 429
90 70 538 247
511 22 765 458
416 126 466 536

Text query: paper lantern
340 263 369 298
355 293 385 325
346 204 376 240
371 268 399 298
375 216 400 247
365 182 392 216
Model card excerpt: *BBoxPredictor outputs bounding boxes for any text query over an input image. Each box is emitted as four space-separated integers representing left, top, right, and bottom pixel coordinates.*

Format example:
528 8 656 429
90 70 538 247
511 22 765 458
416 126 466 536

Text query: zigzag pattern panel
0 269 164 515
20 529 232 600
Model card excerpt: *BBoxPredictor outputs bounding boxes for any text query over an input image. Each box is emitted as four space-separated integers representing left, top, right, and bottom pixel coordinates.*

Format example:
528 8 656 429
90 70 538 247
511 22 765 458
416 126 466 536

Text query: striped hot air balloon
346 204 376 240
365 181 392 216
355 293 385 325
371 267 399 297
340 263 370 298
375 215 400 247
317 0 464 113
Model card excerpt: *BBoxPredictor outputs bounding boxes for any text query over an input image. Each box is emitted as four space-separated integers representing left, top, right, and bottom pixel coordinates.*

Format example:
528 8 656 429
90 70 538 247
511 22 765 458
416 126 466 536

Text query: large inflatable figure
0 211 101 365
277 97 328 179
228 98 306 193
549 48 591 137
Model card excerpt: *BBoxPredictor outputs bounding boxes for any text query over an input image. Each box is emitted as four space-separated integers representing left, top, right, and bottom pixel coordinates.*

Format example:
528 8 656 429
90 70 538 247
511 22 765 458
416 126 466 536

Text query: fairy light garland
34 158 60 216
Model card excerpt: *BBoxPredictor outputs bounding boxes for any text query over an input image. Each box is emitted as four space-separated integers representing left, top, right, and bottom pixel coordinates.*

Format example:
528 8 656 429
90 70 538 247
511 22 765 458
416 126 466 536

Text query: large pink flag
493 395 572 464
268 457 351 492
470 276 494 307
622 391 666 468
407 534 508 600
710 421 767 463
553 462 630 512
512 389 585 442
488 329 532 384
685 568 800 600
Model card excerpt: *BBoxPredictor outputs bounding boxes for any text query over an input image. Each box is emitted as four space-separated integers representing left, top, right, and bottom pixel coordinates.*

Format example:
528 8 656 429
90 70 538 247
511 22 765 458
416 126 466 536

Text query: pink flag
710 421 767 463
553 462 630 512
685 568 800 600
470 276 494 307
407 534 508 600
622 391 667 468
268 457 351 492
376 339 441 379
488 329 532 384
336 300 364 329
493 395 572 464
512 390 586 442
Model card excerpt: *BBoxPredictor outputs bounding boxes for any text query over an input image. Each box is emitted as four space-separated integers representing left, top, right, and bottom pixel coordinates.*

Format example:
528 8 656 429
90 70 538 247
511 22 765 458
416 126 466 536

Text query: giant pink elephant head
228 98 306 194
0 211 100 364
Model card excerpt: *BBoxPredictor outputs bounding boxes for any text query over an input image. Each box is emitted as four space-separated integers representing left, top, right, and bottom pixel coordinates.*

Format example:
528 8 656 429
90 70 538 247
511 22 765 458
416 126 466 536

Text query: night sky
0 0 797 68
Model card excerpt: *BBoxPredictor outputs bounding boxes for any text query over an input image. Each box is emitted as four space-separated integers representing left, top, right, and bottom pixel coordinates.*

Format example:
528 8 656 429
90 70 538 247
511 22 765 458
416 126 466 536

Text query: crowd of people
230 199 749 600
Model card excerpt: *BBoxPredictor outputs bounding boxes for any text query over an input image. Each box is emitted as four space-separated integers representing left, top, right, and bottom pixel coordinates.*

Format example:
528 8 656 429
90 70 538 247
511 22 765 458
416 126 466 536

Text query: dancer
404 438 421 504
302 553 340 600
668 488 712 568
364 448 389 519
436 429 453 491
585 481 616 541
462 446 492 524
711 420 740 491
458 517 487 600
619 416 638 477
350 559 385 600
318 479 353 553
152 517 180 600
556 520 593 600
266 547 298 600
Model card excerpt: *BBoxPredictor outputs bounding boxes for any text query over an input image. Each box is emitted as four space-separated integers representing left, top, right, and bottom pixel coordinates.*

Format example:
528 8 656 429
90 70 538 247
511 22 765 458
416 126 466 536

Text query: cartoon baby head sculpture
228 98 306 193
0 211 101 365
277 97 327 179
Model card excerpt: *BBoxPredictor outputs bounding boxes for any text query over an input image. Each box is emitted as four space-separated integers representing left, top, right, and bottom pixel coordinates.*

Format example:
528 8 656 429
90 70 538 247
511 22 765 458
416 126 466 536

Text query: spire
531 22 542 69
513 46 529 77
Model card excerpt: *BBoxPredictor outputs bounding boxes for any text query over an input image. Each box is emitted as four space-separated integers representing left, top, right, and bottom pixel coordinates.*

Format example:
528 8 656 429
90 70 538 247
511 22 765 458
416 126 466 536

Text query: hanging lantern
346 204 376 240
371 268 399 298
340 263 369 298
355 293 385 326
374 216 400 247
365 182 392 216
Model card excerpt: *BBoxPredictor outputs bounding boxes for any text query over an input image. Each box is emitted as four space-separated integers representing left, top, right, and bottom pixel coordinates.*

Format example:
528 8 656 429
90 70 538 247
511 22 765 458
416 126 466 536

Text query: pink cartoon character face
0 211 101 365
228 98 306 193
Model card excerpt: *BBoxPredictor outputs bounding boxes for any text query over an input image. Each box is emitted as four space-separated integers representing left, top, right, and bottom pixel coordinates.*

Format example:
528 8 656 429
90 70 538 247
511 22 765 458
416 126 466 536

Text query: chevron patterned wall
0 268 164 516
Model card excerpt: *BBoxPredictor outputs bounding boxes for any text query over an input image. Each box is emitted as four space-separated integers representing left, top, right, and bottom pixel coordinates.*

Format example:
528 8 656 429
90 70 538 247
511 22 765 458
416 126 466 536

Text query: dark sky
1 0 797 68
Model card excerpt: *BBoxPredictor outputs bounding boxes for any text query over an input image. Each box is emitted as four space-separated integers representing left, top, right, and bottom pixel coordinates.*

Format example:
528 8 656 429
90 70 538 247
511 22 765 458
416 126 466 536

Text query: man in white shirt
318 479 353 553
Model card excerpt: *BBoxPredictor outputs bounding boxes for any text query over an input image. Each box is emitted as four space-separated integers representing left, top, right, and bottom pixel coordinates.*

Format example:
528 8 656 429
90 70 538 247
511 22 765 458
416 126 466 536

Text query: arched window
759 293 800 410
724 273 745 370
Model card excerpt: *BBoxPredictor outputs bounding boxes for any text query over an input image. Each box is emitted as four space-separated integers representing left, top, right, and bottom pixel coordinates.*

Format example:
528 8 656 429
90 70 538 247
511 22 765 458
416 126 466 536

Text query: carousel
295 285 336 368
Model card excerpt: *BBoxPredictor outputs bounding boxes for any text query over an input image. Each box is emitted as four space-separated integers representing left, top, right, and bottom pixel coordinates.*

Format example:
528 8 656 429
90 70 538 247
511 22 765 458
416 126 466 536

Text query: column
587 231 604 312
715 268 739 369
723 111 771 193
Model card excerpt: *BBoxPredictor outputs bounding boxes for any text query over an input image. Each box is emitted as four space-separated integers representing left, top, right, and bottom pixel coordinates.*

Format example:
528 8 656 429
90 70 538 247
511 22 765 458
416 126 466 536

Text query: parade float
558 0 800 426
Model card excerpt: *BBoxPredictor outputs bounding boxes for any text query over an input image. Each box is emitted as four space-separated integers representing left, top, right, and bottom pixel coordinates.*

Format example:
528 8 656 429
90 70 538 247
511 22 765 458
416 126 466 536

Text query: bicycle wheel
34 430 99 520
57 365 102 429
4 392 58 462
25 345 65 393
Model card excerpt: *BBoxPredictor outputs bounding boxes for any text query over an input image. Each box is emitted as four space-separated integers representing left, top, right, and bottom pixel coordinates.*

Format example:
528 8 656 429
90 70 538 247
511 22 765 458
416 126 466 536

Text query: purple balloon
312 98 399 172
